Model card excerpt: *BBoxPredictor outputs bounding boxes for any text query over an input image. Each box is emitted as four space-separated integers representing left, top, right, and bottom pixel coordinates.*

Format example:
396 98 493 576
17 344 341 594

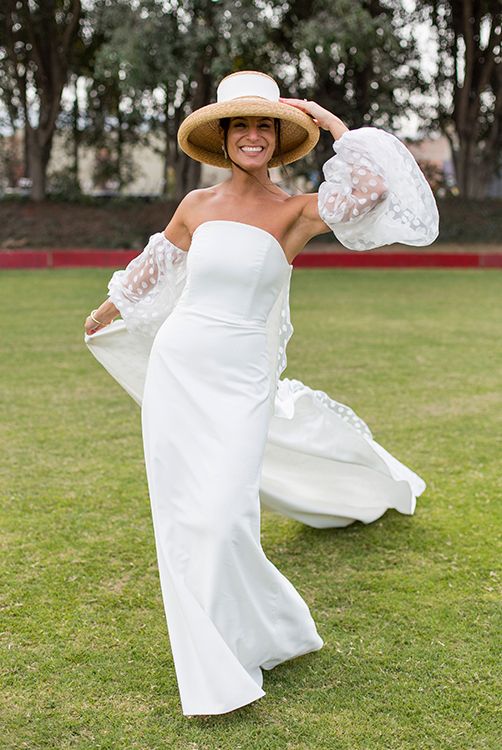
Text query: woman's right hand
84 300 120 335
84 314 108 336
84 301 119 335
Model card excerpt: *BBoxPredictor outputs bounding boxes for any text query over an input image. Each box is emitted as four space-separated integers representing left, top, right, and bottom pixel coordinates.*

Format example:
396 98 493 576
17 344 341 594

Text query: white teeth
240 146 263 152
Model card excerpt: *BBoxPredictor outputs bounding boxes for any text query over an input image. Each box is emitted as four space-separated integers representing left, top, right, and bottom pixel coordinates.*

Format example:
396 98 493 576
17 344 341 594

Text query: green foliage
47 166 83 201
89 0 275 195
77 0 424 192
3 0 498 199
263 0 425 182
1 268 500 748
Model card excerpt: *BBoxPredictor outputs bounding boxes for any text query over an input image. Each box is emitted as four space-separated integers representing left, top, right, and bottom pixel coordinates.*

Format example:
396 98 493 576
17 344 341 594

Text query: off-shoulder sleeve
107 232 188 336
317 127 439 250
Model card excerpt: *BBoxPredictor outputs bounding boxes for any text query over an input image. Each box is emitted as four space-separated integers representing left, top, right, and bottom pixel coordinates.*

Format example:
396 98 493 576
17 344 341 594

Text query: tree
0 0 82 201
415 0 502 198
83 38 146 192
0 0 440 200
95 0 271 198
54 15 107 195
266 0 424 186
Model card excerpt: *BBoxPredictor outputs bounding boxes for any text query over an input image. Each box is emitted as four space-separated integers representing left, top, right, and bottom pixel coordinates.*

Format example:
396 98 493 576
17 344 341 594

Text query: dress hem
183 687 266 717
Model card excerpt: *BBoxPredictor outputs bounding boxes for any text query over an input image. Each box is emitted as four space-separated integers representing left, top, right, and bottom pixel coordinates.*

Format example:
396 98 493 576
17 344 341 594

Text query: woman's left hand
279 98 349 139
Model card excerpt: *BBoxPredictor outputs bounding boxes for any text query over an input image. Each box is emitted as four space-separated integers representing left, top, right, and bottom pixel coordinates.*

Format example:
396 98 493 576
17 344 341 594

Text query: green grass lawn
1 268 501 750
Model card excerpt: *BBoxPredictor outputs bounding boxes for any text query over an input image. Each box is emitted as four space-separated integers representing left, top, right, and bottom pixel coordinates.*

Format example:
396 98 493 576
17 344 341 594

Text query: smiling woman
219 116 285 176
84 70 439 718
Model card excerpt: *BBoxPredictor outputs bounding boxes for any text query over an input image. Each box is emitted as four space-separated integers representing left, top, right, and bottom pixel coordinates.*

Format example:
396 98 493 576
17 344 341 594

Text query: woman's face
225 116 276 169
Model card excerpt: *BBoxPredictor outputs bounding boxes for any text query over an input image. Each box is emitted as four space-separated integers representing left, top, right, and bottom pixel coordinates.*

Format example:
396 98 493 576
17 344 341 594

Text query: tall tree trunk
28 128 52 201
176 152 197 199
117 107 124 190
453 125 499 198
433 0 502 197
162 87 171 198
19 70 31 180
162 132 170 198
185 156 201 194
23 130 31 181
71 76 81 189
1 0 82 201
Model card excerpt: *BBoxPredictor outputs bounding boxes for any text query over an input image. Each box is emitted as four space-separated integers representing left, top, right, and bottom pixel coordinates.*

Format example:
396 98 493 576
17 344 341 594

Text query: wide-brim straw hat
177 71 320 168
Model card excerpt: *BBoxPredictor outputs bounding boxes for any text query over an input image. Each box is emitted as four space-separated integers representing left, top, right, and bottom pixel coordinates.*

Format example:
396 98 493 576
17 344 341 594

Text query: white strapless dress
84 127 439 716
142 221 324 715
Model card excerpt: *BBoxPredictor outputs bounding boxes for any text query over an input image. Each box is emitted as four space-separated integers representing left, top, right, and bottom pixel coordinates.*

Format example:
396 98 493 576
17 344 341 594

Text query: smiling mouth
239 146 265 154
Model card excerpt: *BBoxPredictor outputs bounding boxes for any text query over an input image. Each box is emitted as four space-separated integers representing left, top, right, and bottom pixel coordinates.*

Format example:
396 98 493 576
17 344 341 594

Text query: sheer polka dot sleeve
317 127 439 251
107 232 188 336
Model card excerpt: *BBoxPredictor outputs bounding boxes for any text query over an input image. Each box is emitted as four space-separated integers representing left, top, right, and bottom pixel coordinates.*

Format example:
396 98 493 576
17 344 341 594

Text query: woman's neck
223 165 278 197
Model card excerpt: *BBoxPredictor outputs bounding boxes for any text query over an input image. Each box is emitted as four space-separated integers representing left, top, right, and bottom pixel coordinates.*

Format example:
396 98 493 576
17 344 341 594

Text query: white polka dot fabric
317 127 439 250
107 233 188 336
275 284 294 385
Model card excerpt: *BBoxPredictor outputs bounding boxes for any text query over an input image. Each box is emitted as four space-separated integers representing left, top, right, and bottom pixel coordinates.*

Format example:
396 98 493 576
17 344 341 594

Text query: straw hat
177 71 320 168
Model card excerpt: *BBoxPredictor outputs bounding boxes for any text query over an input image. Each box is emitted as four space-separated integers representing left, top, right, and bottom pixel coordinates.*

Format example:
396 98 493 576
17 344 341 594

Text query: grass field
1 268 501 750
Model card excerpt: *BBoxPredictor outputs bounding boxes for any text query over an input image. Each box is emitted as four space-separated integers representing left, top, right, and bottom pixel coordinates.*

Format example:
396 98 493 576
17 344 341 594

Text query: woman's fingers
84 316 101 335
279 98 319 122
279 97 313 113
85 316 115 335
279 97 336 130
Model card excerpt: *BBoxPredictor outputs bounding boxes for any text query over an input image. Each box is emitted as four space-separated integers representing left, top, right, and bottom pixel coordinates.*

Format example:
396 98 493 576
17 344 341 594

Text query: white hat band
217 72 280 103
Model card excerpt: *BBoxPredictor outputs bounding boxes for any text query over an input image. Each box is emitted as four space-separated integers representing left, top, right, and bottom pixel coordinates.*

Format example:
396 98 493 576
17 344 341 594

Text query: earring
222 144 228 160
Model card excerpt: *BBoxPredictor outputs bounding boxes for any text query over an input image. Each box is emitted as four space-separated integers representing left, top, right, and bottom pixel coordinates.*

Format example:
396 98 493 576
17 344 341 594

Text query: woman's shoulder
178 183 313 226
178 186 219 208
174 187 219 225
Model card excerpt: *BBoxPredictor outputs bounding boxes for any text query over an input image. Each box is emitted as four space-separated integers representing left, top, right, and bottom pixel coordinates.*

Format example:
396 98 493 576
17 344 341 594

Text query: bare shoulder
163 187 216 251
179 186 218 208
175 186 217 220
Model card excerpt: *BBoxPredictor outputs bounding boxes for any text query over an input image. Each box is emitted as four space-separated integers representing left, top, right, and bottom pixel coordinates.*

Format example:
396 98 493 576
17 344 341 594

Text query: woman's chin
233 156 269 171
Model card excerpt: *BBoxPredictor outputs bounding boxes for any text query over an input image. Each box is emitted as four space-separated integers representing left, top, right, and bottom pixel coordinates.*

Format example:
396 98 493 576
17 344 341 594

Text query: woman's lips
239 146 265 154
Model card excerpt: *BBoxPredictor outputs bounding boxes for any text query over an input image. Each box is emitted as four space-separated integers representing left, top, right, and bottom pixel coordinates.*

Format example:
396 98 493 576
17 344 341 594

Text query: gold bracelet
90 309 106 326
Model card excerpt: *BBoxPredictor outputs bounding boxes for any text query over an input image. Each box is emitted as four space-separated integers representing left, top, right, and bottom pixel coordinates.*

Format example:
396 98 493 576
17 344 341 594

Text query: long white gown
85 127 439 715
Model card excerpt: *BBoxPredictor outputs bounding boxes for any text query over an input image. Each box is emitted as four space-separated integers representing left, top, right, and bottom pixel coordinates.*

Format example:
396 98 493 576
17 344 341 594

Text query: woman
84 71 439 717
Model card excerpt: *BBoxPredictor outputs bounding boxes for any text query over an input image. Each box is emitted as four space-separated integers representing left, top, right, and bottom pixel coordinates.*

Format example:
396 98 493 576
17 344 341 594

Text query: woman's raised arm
280 98 439 250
